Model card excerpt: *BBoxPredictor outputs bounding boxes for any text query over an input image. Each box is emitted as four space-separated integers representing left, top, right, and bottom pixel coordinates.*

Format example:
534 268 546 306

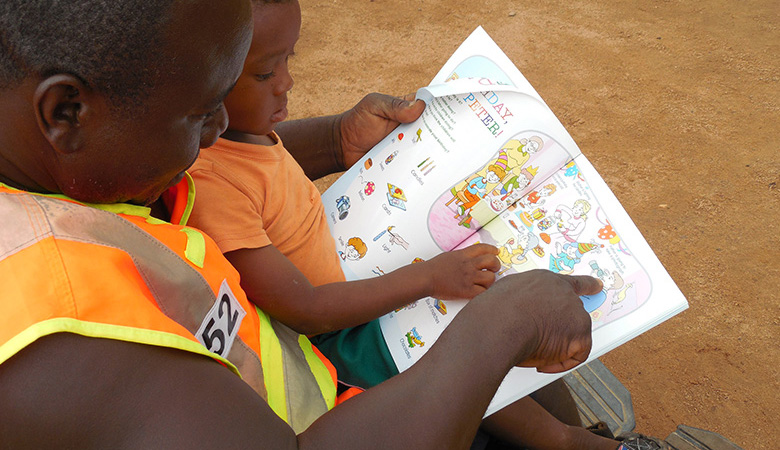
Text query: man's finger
532 342 590 373
561 274 603 296
394 97 425 123
379 92 424 121
536 357 583 374
565 336 592 366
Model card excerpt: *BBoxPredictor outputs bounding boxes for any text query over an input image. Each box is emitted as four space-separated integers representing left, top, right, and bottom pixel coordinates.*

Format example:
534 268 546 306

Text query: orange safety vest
0 178 338 433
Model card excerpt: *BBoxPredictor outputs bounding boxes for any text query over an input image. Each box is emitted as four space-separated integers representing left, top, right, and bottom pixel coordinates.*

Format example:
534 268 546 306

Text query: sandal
616 432 673 450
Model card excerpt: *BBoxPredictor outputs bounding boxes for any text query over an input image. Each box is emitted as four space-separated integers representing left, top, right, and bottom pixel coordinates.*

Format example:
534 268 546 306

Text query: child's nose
275 70 294 95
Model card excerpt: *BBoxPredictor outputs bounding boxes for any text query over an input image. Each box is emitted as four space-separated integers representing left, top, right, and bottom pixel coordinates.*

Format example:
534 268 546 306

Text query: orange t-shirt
187 133 346 287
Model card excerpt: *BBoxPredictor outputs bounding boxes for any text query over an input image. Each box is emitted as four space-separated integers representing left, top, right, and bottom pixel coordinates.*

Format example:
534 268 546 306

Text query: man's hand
425 244 500 300
476 270 601 373
336 93 425 169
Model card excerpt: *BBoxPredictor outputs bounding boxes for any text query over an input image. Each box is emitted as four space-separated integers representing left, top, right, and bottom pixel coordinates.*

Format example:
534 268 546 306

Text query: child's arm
225 243 500 335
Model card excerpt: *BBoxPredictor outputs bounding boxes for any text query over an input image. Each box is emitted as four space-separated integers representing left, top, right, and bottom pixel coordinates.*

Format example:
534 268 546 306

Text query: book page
322 26 688 417
320 78 573 280
382 151 688 415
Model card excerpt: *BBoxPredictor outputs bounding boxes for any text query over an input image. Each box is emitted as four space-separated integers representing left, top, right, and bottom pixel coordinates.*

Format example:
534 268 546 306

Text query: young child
183 1 649 449
185 0 500 390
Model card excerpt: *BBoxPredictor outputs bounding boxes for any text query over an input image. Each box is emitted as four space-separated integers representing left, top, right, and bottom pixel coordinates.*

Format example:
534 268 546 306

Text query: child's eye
256 71 275 81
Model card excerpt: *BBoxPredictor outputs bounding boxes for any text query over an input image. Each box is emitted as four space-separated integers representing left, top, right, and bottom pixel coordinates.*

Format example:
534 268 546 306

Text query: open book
321 27 688 417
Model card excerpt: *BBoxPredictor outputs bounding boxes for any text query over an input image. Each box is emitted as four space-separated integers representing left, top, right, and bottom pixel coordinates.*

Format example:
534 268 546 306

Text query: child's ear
33 74 94 154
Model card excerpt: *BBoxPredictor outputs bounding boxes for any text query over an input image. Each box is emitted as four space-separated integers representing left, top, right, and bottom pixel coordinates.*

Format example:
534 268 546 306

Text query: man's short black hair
0 1 173 108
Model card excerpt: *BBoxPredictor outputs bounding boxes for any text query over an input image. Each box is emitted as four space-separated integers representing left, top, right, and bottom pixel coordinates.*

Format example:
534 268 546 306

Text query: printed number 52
200 294 238 356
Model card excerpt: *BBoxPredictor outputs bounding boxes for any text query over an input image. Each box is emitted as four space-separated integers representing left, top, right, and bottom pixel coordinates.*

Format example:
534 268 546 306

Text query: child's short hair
347 237 368 258
487 164 507 179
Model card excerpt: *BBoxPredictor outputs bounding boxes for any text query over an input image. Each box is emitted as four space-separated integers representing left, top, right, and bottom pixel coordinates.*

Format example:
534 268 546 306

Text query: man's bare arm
0 271 598 449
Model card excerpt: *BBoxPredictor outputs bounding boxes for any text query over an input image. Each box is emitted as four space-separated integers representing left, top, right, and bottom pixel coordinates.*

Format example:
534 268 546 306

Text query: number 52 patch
196 279 247 357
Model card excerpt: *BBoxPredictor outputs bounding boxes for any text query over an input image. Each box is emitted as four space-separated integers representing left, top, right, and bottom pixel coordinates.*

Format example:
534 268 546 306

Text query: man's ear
33 74 95 154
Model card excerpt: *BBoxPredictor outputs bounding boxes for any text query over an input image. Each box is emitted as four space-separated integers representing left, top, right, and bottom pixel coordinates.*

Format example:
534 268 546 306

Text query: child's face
516 233 530 249
516 174 529 188
601 271 615 288
345 245 360 261
223 0 301 136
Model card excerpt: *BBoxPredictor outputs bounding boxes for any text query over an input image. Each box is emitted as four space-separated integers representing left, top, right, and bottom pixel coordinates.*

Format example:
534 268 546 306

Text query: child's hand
338 93 425 169
426 243 501 300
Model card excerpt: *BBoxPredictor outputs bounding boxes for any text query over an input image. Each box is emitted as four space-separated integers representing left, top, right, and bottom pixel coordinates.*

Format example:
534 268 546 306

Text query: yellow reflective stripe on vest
178 172 197 226
0 317 240 375
179 227 206 268
255 306 335 432
256 306 288 423
298 335 336 409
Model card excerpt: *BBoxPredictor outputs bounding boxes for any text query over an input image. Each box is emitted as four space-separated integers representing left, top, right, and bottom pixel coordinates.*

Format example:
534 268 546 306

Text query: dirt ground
291 1 779 448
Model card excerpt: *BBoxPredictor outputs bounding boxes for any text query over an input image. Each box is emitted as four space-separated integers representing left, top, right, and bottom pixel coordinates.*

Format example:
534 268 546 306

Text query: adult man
0 1 601 448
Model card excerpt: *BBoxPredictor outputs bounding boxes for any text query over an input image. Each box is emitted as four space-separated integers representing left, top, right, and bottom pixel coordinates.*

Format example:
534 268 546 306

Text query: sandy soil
291 1 779 448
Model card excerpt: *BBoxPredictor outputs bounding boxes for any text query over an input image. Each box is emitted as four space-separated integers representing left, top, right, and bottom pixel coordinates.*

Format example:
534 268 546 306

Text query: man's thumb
397 98 425 123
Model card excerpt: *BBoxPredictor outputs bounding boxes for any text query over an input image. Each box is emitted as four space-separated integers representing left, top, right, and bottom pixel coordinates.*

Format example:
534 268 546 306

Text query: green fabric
310 319 398 389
